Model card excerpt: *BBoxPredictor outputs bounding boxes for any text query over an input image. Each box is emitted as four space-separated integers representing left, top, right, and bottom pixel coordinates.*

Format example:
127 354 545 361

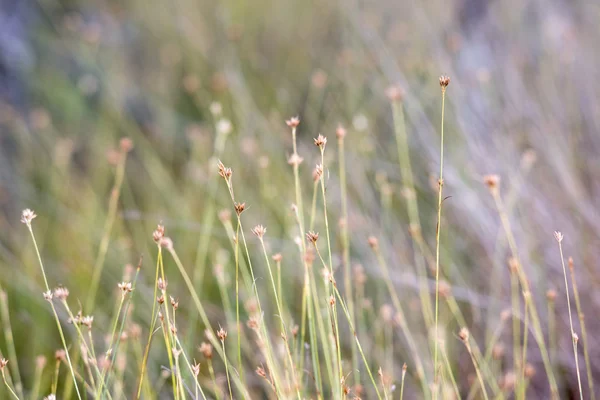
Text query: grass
1 1 599 398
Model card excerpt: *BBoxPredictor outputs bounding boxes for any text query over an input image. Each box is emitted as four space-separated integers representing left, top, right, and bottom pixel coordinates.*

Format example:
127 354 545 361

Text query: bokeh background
1 0 600 398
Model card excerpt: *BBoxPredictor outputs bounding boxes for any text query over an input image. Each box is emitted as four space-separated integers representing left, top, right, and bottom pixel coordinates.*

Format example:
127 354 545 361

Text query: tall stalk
434 75 450 395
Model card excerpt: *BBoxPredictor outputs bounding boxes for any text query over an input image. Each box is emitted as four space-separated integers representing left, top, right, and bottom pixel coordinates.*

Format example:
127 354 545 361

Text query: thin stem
222 340 233 400
1 368 19 400
433 87 446 396
0 291 23 399
26 224 82 400
557 239 583 400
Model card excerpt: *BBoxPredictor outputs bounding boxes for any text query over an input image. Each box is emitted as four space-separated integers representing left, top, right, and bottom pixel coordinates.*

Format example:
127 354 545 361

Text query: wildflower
287 154 304 167
554 231 564 243
153 224 165 242
192 361 201 377
21 209 37 225
314 134 327 148
439 75 450 89
199 342 213 359
234 202 246 216
217 160 232 180
385 85 404 102
306 231 319 244
81 316 94 329
252 224 266 238
285 116 300 128
336 125 347 139
54 287 69 301
217 327 227 342
118 282 133 293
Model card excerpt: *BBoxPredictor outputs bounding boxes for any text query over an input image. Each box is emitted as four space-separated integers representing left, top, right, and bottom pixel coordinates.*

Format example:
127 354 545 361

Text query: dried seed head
458 327 469 343
55 349 66 361
217 160 232 180
568 257 574 271
54 287 70 301
170 296 179 310
0 358 8 369
385 85 404 102
218 209 231 223
118 282 133 293
314 134 327 148
199 342 213 359
192 362 201 377
546 289 557 301
336 125 347 139
287 153 304 167
251 225 267 238
153 224 165 242
306 231 319 244
524 364 536 378
272 253 282 262
367 236 379 249
439 75 450 90
157 295 165 305
234 202 246 216
246 317 259 331
81 315 94 329
492 343 505 360
217 327 227 342
314 164 324 180
159 237 174 250
572 332 579 344
119 137 133 153
158 277 168 291
291 324 299 337
483 174 500 192
402 363 408 375
329 295 336 307
256 366 267 378
43 291 53 301
285 116 300 128
21 209 37 225
438 280 451 298
554 231 564 243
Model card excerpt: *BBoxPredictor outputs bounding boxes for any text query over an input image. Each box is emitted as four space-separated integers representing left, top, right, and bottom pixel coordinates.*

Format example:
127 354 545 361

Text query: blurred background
1 0 600 398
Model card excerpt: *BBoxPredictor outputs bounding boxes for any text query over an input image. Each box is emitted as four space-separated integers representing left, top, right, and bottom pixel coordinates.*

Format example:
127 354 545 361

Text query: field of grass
1 0 600 398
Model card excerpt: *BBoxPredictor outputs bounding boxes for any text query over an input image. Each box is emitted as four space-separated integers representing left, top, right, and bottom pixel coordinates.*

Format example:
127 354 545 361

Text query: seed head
216 119 232 135
43 291 53 301
314 164 324 180
546 289 557 301
272 253 282 262
118 282 133 293
329 295 336 307
554 231 564 243
458 327 469 343
483 174 500 192
21 209 37 225
157 295 165 304
0 358 8 369
306 231 319 244
336 125 347 139
251 224 267 238
572 332 579 344
153 224 165 243
81 315 94 329
217 160 232 180
314 134 327 148
439 75 450 90
287 153 304 167
158 277 168 291
385 85 404 102
234 202 246 216
256 366 267 378
217 327 227 342
170 296 179 310
285 116 300 128
54 287 70 301
367 236 379 249
568 257 574 271
192 361 201 377
159 237 173 250
199 342 213 359
55 349 66 361
119 137 133 153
